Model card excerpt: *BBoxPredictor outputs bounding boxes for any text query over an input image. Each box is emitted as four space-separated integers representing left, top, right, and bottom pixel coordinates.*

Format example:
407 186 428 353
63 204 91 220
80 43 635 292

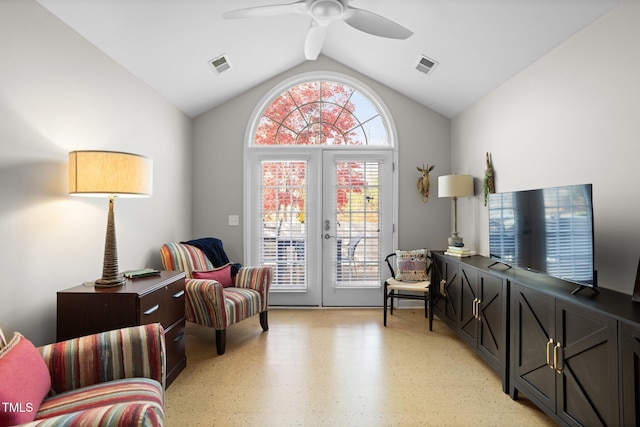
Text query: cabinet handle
174 332 185 342
439 279 446 296
554 342 563 374
476 299 481 320
546 338 554 369
143 304 160 315
173 290 185 298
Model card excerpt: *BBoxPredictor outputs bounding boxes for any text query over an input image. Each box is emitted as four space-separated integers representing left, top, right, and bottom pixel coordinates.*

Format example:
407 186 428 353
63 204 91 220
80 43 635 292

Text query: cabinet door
432 256 459 329
555 300 619 427
458 265 478 347
511 282 556 412
621 322 640 426
477 272 504 373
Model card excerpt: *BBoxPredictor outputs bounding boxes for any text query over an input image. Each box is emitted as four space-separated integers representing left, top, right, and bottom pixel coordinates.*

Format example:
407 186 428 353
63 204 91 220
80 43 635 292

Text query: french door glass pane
260 160 307 290
333 161 381 288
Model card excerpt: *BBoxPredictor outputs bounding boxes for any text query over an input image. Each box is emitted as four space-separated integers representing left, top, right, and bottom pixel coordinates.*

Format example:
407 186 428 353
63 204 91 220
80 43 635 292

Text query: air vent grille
416 55 438 76
210 55 231 74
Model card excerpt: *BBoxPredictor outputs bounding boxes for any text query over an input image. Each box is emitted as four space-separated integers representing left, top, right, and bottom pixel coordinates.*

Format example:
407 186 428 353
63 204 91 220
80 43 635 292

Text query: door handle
546 338 554 369
554 342 563 374
324 234 335 239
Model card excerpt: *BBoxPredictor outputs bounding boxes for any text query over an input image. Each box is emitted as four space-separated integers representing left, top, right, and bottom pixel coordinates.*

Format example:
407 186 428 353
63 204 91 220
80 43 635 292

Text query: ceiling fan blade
304 21 329 60
343 7 413 39
223 1 306 20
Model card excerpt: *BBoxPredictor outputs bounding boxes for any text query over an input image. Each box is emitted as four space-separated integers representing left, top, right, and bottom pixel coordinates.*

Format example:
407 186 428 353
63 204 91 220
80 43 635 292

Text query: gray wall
192 56 452 264
451 0 640 294
0 0 192 344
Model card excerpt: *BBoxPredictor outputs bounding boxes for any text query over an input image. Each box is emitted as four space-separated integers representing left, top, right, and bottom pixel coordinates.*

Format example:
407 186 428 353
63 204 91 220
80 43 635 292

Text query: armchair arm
38 324 165 394
25 402 163 427
184 278 227 329
235 266 272 312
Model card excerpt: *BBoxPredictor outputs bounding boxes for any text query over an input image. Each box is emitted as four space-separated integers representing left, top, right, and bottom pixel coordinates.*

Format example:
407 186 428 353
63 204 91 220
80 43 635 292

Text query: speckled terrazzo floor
165 308 555 426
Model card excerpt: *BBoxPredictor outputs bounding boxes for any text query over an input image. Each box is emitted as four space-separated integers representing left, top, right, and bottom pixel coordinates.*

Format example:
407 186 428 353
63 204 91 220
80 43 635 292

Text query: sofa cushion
193 263 233 287
395 249 429 282
0 333 52 425
35 377 163 421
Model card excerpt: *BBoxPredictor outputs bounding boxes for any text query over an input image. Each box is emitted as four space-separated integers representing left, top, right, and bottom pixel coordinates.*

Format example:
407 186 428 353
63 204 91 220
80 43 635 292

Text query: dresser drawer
139 278 185 328
165 319 186 380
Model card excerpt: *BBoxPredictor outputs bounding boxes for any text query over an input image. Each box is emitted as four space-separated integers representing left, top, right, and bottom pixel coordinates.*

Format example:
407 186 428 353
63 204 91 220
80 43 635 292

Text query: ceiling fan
223 0 413 60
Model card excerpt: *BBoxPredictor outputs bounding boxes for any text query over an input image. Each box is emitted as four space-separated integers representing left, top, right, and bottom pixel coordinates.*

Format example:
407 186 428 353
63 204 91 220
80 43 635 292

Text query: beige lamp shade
438 174 473 198
69 150 152 197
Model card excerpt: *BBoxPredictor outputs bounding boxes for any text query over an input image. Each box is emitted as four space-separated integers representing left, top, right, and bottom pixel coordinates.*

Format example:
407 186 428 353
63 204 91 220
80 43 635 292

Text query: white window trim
244 71 398 149
243 72 399 266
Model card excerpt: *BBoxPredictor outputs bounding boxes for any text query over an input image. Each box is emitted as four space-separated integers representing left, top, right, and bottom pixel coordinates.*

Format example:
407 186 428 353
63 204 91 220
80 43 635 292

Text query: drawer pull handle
143 304 160 315
546 338 554 369
554 342 563 374
173 290 185 298
174 332 185 342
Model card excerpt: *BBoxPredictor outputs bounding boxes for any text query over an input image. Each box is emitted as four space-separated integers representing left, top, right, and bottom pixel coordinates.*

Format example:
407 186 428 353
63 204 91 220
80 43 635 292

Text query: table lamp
438 174 473 247
68 150 153 287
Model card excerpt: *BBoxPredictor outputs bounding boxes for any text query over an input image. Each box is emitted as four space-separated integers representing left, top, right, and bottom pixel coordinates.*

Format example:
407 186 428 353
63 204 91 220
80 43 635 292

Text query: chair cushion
395 249 429 281
193 263 233 287
0 333 51 425
36 377 163 421
224 288 263 325
386 277 430 292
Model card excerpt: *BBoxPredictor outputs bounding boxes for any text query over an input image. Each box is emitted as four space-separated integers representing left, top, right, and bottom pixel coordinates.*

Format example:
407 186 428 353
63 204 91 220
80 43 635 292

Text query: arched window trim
245 71 398 150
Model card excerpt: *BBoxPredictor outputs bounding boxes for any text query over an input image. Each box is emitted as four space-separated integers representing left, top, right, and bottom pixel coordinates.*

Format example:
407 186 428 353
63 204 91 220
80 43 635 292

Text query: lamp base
94 276 126 288
448 235 464 247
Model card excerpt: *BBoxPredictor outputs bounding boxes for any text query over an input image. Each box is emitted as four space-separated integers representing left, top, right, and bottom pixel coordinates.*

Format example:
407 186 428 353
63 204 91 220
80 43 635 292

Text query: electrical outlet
228 215 239 226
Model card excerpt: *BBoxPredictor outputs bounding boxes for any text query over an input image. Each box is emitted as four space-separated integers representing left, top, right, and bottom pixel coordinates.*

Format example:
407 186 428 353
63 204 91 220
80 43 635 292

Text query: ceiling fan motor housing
310 0 344 20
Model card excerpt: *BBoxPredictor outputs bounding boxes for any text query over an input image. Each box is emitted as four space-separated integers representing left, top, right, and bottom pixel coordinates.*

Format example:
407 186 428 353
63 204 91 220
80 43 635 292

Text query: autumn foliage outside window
254 80 387 146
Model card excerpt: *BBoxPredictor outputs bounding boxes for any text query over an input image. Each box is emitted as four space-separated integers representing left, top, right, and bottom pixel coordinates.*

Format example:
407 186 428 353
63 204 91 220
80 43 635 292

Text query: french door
246 148 394 306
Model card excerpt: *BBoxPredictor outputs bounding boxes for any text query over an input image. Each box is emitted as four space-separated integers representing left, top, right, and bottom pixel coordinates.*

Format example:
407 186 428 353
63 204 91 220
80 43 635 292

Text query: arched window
253 79 389 146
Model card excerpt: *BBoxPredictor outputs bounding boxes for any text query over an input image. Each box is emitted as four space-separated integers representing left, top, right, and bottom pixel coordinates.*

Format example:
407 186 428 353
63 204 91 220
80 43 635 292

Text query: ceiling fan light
310 0 343 19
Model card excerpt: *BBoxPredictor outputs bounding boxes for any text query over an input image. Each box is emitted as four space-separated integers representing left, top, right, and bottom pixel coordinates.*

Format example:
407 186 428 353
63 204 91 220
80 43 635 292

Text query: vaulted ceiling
37 0 621 119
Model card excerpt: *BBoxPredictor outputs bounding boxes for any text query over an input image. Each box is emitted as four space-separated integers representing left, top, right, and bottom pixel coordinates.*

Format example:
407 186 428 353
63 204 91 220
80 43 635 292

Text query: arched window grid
256 79 386 147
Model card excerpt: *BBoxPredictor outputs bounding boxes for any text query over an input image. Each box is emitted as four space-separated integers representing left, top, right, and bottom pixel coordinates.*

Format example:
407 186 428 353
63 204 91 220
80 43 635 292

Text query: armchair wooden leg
260 311 269 331
215 330 226 355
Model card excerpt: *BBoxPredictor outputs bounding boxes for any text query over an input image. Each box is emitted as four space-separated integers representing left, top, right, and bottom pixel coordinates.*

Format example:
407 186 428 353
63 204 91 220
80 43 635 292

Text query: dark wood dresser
56 271 186 387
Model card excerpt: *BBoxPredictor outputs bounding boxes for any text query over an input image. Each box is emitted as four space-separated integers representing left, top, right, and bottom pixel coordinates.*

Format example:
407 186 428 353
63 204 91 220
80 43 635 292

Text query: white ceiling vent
416 55 438 76
209 54 231 74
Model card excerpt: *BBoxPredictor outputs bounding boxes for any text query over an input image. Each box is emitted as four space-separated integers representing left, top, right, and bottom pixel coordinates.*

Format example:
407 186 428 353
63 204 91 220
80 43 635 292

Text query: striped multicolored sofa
6 323 165 426
160 242 272 355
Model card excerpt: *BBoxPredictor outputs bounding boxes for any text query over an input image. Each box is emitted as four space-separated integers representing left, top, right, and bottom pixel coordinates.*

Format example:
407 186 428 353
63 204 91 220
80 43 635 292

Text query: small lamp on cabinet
438 174 474 247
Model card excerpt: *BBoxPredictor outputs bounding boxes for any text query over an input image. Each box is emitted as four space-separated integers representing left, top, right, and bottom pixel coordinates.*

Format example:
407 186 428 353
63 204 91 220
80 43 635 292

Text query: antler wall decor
417 164 435 202
484 152 495 206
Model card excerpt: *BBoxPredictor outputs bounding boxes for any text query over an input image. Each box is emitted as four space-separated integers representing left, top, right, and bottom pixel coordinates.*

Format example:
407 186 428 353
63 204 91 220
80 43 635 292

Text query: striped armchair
160 241 272 355
13 324 165 426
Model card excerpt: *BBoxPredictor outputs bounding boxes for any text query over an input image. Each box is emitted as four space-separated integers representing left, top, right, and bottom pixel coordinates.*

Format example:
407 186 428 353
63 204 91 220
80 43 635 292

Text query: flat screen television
488 183 596 293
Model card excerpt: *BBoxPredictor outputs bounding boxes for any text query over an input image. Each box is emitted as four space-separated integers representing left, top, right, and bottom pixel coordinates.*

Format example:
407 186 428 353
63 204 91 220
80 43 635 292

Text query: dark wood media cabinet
57 271 187 387
431 251 640 426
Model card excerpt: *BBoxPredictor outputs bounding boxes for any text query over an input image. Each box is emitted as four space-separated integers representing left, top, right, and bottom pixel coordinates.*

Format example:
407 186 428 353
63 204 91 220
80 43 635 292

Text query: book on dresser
444 246 476 257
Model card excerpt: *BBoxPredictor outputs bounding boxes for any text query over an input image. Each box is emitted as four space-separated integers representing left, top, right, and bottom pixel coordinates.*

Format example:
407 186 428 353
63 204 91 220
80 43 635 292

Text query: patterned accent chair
0 323 165 426
160 242 272 355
